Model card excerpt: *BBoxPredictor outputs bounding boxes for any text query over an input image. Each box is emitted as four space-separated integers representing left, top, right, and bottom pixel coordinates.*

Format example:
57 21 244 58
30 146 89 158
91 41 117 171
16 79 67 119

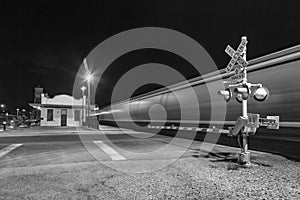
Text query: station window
74 110 80 121
47 109 53 121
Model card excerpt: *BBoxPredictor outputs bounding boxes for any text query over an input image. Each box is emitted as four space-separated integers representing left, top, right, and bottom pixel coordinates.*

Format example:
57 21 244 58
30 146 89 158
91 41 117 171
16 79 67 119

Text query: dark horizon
1 0 300 113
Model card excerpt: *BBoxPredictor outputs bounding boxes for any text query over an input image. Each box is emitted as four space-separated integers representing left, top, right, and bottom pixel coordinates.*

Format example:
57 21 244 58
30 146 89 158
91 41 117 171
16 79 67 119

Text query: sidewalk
0 126 100 137
0 125 135 137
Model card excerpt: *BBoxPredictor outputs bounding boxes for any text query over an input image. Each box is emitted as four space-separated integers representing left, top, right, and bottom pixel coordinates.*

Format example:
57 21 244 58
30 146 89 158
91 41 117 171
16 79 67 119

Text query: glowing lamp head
85 73 93 82
253 87 269 102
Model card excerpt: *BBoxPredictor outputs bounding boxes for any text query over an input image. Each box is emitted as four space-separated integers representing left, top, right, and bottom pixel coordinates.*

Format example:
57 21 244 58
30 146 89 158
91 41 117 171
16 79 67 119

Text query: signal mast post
217 36 279 166
218 36 279 166
240 36 250 165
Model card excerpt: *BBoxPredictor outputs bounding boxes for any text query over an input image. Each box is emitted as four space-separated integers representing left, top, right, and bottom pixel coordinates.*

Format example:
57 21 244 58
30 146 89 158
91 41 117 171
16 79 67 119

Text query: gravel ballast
0 152 299 200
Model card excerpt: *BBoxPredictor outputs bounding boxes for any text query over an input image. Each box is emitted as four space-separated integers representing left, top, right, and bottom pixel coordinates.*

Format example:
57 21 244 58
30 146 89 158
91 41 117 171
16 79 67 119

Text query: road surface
0 126 299 200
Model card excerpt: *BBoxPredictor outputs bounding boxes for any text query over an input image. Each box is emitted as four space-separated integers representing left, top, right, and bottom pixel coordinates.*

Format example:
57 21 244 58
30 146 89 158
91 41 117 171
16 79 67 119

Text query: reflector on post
253 87 269 102
217 88 232 102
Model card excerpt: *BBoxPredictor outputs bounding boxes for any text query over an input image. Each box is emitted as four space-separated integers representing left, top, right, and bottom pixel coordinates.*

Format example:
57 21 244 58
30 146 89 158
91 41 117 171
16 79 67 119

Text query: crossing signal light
217 88 232 102
253 87 269 102
218 85 269 103
234 85 250 100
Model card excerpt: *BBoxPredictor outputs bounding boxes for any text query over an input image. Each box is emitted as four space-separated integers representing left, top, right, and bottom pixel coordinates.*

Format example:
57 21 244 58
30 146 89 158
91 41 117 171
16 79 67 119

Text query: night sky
1 0 300 113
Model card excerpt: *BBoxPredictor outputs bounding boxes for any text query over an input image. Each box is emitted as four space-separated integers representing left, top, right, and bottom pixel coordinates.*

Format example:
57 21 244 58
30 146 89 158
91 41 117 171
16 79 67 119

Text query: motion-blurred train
96 45 300 159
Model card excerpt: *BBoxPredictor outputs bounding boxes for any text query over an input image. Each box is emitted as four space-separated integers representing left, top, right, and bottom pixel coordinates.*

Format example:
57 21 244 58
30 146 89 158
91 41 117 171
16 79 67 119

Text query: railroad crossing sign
225 37 249 73
219 36 280 166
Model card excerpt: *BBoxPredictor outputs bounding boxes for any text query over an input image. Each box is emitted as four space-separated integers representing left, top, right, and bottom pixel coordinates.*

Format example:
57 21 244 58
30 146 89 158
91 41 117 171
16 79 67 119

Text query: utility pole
87 80 91 127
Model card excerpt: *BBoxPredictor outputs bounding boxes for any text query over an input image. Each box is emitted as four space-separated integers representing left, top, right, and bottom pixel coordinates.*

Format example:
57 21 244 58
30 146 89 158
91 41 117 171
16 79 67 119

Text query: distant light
22 109 26 112
0 104 4 108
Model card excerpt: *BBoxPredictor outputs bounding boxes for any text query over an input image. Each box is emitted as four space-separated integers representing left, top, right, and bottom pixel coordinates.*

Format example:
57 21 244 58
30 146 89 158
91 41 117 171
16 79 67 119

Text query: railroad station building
29 93 90 127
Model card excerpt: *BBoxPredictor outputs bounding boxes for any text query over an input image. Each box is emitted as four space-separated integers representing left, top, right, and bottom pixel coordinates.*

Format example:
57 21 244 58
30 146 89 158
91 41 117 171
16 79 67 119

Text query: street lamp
86 73 93 82
16 108 19 118
83 57 93 128
81 85 86 126
1 104 6 114
81 86 86 95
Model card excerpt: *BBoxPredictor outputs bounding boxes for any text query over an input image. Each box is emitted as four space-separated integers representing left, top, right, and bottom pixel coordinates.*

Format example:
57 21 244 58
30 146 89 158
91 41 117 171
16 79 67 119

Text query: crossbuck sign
225 37 248 73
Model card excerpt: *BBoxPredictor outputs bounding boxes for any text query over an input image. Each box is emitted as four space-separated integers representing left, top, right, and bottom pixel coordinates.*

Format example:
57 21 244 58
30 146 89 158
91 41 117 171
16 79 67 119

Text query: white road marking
0 144 22 159
93 141 126 161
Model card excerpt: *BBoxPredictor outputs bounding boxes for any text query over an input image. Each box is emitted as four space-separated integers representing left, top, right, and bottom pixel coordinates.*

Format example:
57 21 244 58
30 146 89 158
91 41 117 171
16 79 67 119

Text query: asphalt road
0 126 299 169
0 127 215 170
0 126 299 200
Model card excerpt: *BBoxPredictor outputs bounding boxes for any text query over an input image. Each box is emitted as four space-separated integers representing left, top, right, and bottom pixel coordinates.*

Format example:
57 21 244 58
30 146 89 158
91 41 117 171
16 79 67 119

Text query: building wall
31 93 94 127
40 108 82 127
67 109 81 126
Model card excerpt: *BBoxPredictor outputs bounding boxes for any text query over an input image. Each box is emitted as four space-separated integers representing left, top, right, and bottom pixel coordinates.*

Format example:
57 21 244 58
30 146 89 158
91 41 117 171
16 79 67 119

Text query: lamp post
86 74 92 127
83 58 93 127
16 108 19 118
5 112 8 130
81 85 86 126
83 58 93 128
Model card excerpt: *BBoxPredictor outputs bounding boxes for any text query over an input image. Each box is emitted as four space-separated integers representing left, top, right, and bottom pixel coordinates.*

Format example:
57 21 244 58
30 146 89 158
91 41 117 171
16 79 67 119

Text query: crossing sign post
224 72 245 83
217 36 279 166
